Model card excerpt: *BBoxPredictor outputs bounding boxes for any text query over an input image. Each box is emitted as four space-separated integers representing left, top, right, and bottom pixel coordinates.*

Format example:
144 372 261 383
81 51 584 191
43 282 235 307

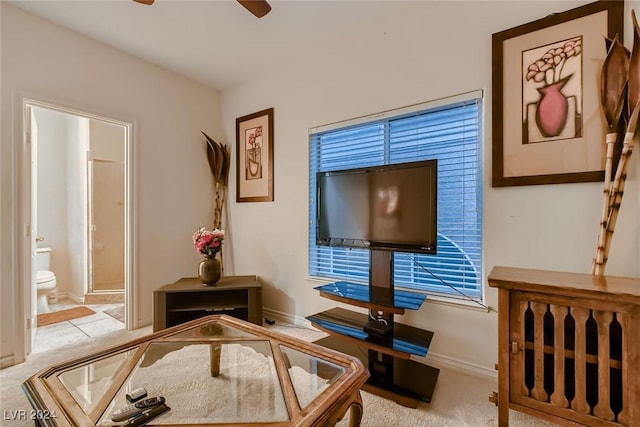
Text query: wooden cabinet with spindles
488 267 640 427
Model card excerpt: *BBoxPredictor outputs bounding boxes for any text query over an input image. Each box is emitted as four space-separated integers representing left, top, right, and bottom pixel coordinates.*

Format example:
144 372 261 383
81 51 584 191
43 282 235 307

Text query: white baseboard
263 308 497 379
138 317 152 329
263 308 315 329
0 354 16 369
61 292 84 304
417 351 497 379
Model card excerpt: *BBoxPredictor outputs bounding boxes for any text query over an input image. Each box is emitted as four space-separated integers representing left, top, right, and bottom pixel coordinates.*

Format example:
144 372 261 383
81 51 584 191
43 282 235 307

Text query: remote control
126 387 147 403
111 404 143 422
122 403 170 427
134 396 165 409
111 397 165 422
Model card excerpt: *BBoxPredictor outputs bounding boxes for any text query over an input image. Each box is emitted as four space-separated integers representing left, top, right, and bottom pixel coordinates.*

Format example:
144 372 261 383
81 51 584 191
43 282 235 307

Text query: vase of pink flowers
193 227 224 285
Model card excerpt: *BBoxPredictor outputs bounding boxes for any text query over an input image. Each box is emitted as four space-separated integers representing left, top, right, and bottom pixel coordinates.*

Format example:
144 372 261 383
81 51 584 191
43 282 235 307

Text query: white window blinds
309 92 483 299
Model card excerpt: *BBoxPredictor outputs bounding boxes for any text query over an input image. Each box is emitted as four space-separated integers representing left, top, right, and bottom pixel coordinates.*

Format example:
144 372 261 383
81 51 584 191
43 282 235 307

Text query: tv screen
316 160 437 254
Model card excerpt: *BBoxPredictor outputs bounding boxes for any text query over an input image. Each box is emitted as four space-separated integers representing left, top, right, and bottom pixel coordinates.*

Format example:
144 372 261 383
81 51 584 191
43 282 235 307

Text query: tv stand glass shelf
314 282 427 312
308 278 439 408
307 307 433 358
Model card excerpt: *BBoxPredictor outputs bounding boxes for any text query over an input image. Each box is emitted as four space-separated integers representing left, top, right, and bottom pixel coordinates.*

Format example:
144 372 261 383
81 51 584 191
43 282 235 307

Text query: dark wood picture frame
492 1 624 187
236 108 274 202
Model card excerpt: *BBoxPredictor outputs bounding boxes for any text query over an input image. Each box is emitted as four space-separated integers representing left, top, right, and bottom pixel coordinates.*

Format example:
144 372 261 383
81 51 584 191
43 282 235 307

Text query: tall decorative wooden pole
593 35 628 275
202 131 230 270
202 131 230 230
593 10 640 275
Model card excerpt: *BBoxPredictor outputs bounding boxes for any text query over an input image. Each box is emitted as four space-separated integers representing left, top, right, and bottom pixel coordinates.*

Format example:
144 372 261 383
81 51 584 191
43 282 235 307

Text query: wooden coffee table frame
22 315 369 427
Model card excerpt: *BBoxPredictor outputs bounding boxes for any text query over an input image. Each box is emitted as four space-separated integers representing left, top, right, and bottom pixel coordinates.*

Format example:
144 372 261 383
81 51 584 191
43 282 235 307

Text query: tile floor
31 298 125 355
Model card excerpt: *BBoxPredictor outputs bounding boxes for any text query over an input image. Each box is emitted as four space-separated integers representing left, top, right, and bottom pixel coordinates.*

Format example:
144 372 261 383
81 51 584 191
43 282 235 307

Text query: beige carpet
0 323 556 426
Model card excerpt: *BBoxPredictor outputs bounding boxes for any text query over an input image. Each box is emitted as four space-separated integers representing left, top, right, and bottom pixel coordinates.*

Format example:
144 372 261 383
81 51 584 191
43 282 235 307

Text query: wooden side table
153 275 262 331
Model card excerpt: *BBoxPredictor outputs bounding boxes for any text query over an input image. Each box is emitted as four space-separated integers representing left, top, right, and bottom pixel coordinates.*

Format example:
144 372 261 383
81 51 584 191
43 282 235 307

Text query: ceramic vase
199 255 221 285
535 75 571 137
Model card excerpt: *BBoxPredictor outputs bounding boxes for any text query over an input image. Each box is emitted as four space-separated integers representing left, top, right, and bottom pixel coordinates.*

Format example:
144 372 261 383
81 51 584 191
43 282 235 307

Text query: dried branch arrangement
593 11 640 276
202 131 230 230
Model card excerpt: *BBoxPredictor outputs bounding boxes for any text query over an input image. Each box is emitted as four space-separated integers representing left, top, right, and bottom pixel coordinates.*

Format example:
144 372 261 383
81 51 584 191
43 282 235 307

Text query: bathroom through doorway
22 99 135 357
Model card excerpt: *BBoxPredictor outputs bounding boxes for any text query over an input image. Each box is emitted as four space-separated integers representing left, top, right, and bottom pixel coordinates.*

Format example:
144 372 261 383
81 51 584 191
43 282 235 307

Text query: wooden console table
153 275 262 331
488 266 640 427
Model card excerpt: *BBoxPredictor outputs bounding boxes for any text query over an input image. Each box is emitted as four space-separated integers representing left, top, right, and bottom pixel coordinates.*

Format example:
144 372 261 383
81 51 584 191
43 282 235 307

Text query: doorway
21 99 135 357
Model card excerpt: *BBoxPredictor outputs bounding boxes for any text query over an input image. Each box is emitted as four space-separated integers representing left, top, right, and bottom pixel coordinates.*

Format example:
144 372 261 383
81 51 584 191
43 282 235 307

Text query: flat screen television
316 159 437 254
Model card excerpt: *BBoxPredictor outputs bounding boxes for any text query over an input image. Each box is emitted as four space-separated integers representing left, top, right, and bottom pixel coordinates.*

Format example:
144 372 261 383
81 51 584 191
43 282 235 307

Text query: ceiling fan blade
133 0 155 5
237 0 271 18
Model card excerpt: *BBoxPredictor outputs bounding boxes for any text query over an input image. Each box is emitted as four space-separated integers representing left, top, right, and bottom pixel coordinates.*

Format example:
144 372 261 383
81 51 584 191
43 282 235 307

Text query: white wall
221 1 640 372
66 116 88 301
90 119 125 163
1 3 222 365
33 107 79 300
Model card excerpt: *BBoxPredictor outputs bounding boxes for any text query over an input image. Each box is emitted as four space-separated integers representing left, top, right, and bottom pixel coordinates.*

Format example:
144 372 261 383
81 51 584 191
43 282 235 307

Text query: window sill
422 293 490 313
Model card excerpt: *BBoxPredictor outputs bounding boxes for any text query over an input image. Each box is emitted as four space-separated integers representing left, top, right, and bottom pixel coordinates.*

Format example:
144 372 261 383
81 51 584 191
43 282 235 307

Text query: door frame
15 95 137 363
25 105 38 356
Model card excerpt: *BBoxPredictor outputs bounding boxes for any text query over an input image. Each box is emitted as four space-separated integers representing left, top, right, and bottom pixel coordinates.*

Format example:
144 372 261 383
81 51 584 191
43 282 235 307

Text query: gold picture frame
236 108 274 202
492 1 623 187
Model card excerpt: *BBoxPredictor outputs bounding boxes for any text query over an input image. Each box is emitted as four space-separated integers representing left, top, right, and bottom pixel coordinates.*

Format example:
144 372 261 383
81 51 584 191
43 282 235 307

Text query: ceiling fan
133 0 272 19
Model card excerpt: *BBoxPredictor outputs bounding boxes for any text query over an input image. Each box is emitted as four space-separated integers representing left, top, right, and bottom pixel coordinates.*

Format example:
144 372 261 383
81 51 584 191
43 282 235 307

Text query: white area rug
98 342 319 425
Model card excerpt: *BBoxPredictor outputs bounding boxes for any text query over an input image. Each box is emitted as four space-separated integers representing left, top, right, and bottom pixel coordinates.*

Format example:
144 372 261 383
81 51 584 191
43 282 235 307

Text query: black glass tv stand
306 250 439 408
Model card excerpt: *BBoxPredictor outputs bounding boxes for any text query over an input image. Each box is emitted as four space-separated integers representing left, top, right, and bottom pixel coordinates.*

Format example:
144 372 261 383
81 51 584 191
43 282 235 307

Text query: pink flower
193 226 225 257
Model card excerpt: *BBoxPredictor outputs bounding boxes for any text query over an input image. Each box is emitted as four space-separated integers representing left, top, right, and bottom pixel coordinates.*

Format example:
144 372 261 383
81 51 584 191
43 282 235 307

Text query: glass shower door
88 158 125 293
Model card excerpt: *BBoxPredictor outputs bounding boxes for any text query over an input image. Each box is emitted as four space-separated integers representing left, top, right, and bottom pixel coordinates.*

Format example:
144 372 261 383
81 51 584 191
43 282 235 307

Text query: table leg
348 391 364 427
210 342 221 377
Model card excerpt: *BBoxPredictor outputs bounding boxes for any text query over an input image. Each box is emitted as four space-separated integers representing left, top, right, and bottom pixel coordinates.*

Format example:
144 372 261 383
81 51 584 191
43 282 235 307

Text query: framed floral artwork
236 108 274 202
492 1 624 187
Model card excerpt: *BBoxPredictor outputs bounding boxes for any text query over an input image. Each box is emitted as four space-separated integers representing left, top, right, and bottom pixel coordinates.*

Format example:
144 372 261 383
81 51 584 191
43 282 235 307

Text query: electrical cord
409 255 496 313
368 312 388 324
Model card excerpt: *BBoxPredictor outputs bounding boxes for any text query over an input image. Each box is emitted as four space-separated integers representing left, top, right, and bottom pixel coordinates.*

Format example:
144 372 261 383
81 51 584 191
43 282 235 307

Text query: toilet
36 247 57 313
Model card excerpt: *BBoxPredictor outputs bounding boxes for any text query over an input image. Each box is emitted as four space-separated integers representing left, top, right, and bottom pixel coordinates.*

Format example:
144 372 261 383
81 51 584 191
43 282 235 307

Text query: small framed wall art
492 1 623 187
236 108 274 202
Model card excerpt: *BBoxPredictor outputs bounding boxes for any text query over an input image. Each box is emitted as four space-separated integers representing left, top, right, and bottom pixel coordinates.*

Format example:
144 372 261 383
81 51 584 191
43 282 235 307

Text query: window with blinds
308 92 483 300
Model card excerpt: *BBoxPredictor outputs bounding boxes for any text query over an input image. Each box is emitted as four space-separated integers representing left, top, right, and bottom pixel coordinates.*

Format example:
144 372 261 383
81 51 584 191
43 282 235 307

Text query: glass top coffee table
22 315 369 426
